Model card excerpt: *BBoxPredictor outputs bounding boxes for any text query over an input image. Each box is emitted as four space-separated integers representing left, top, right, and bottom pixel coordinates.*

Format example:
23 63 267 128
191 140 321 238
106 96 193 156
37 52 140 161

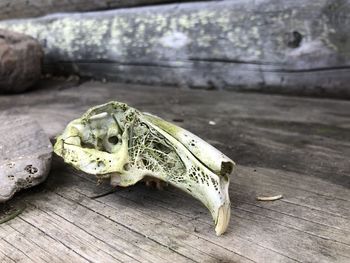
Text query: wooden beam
1 0 350 97
0 80 349 262
0 0 185 20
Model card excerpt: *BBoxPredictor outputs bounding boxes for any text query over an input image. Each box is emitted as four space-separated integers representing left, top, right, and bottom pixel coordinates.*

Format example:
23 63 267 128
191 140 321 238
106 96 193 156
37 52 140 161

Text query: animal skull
54 101 235 235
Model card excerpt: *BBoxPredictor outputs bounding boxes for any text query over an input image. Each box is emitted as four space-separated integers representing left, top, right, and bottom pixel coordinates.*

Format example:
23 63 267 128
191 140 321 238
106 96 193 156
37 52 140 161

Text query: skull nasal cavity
108 136 119 144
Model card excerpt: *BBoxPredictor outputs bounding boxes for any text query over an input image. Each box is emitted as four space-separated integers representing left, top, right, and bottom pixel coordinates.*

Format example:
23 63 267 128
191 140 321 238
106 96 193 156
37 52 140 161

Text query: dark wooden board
0 0 194 20
1 0 350 97
0 80 349 262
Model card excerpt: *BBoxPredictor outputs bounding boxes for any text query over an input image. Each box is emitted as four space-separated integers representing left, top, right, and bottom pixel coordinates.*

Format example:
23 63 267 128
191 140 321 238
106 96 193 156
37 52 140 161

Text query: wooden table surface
0 80 349 263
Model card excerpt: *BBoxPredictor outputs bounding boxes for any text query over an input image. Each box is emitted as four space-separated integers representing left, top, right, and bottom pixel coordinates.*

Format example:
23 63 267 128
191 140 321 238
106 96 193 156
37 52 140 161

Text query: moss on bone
54 101 234 235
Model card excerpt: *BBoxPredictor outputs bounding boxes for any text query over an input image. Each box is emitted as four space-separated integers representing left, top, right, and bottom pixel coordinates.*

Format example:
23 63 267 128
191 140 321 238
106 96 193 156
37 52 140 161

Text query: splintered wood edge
256 194 283 201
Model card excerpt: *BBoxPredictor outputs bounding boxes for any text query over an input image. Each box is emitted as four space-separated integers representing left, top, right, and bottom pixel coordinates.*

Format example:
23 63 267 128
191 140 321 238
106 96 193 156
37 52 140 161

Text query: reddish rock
0 29 43 93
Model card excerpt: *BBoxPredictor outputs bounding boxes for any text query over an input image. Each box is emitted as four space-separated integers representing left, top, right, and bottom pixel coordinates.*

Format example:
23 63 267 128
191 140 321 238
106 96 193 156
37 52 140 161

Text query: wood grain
0 0 189 20
0 79 349 262
1 0 350 97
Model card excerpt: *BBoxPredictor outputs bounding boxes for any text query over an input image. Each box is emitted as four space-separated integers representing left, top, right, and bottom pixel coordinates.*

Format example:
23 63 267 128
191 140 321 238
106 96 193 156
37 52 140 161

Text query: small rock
0 115 52 202
208 120 216 126
0 29 43 93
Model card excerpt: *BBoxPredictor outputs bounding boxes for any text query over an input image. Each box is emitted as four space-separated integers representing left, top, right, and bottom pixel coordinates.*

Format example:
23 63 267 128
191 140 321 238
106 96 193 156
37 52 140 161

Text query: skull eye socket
108 136 119 145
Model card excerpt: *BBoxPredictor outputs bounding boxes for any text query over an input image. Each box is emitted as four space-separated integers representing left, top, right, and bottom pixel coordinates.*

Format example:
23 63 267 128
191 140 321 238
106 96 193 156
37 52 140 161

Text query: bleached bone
54 101 235 235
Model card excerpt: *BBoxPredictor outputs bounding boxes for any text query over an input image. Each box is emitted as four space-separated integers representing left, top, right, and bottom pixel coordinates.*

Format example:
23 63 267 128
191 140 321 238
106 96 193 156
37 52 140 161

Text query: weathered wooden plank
17 203 134 263
0 0 186 20
0 251 15 263
98 187 296 263
231 193 350 246
0 246 16 263
116 178 350 246
0 80 349 189
46 159 350 263
1 80 350 136
1 1 350 97
0 80 349 262
40 196 190 263
23 174 195 263
63 159 348 262
236 168 350 213
8 217 91 263
0 254 15 263
226 123 350 189
0 232 36 263
43 161 252 262
117 181 350 263
0 224 57 262
54 177 245 263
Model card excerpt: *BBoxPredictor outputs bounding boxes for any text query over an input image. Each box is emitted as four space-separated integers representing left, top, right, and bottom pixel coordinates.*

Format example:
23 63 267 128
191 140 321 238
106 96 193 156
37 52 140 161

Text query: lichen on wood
1 0 349 97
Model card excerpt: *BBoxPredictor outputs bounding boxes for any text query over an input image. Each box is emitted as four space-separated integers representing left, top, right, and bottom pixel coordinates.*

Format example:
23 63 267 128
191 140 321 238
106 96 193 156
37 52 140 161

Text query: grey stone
0 29 43 93
0 115 52 202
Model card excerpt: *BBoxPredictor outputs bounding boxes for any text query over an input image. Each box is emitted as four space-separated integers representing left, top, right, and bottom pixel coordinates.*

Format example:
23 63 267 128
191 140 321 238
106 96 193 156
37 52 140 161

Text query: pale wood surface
0 80 349 262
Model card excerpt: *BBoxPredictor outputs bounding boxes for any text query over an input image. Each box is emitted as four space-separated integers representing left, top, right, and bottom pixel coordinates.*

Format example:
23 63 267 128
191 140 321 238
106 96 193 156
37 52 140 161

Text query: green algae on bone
143 113 234 176
54 101 235 235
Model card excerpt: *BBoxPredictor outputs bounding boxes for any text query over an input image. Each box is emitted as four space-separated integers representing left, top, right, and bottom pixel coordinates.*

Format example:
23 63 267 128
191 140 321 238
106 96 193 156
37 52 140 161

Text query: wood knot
287 31 303 48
